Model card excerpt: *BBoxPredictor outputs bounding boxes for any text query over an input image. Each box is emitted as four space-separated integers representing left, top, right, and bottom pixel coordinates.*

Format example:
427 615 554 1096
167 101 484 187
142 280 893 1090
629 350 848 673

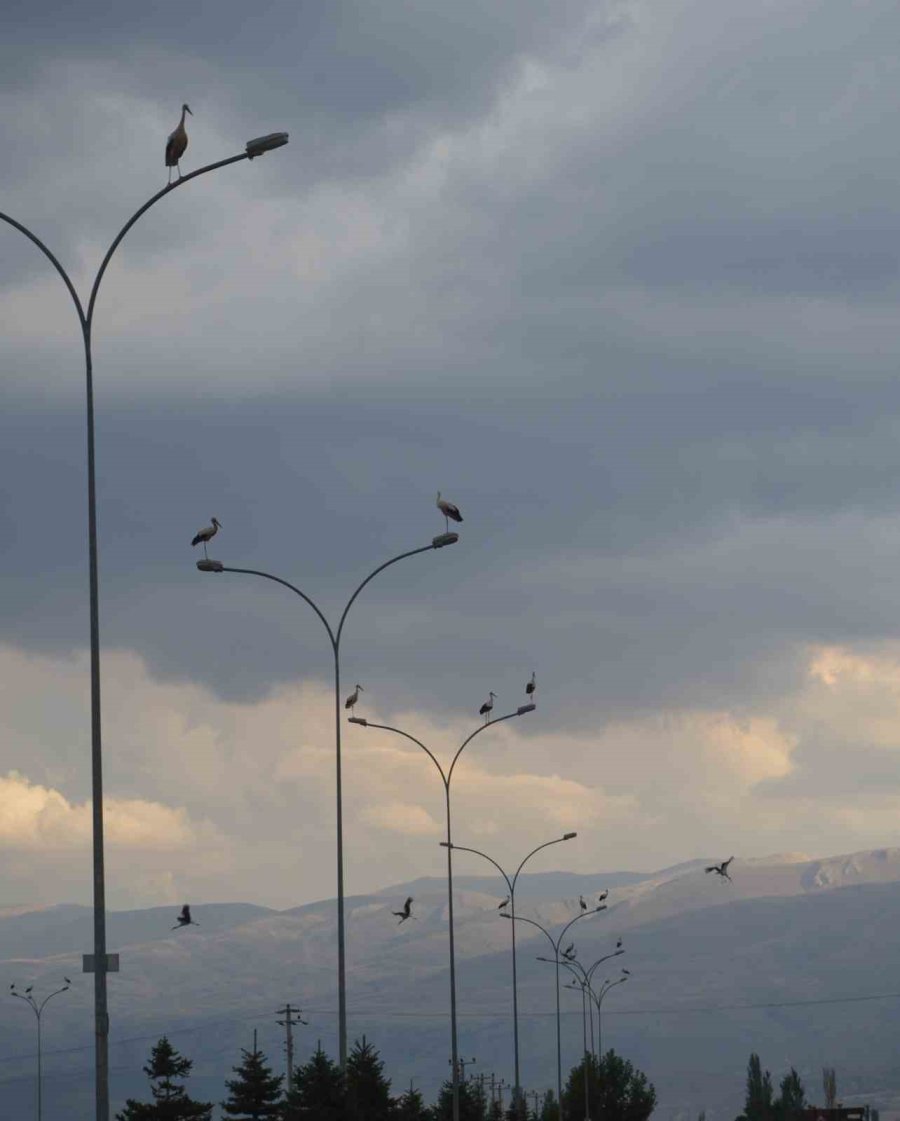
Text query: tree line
115 1034 657 1121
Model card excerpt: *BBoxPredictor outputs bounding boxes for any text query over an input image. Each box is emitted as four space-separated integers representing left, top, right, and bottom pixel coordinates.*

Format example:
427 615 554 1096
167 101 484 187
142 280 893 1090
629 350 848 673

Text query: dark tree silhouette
221 1044 284 1119
563 1050 655 1121
395 1083 430 1121
538 1089 559 1121
745 1054 775 1121
432 1076 488 1121
115 1037 213 1121
282 1045 346 1121
774 1068 806 1121
346 1036 394 1121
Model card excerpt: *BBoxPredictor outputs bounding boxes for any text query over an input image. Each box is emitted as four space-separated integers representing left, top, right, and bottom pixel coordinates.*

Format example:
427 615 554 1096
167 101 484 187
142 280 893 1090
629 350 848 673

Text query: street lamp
558 947 626 1061
197 530 457 1067
10 981 71 1121
443 832 577 1116
591 972 629 1060
506 906 605 1120
350 698 535 1121
0 129 288 1121
562 977 592 1121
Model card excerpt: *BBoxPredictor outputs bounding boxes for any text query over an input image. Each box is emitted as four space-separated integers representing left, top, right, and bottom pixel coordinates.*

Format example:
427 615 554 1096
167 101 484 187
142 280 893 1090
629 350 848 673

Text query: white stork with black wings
393 897 414 924
191 517 221 559
479 692 496 723
436 492 463 532
172 904 199 930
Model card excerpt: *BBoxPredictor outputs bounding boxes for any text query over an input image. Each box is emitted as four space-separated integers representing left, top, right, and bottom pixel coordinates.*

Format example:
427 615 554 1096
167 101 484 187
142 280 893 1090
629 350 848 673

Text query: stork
705 856 734 882
526 672 536 697
392 897 414 924
345 684 364 712
191 517 221 559
579 894 587 912
172 904 199 930
562 943 575 961
436 491 463 532
498 896 510 911
479 691 496 723
166 103 193 184
615 937 622 950
597 889 608 903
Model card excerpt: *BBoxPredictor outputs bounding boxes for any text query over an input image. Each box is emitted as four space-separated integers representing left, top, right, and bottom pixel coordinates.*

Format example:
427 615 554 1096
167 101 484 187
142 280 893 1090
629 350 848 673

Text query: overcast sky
4 0 900 910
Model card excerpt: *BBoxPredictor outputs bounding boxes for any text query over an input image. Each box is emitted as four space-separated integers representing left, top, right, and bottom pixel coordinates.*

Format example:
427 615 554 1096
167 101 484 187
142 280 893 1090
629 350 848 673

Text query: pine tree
823 1068 837 1110
395 1084 430 1121
116 1037 213 1121
221 1044 284 1120
432 1077 488 1121
346 1036 394 1121
282 1044 346 1121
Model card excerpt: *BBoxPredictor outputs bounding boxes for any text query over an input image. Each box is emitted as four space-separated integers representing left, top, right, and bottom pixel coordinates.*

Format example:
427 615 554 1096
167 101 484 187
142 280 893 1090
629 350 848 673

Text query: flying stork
393 897 414 924
191 517 221 559
172 904 199 930
436 492 463 533
345 684 364 712
498 896 510 911
579 894 587 912
166 103 193 184
706 856 734 883
479 691 496 723
526 672 536 696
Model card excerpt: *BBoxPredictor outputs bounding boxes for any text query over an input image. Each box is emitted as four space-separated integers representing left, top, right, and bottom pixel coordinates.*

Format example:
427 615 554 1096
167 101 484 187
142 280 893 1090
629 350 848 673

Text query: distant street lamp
197 529 458 1067
10 981 71 1121
507 906 605 1119
0 129 288 1121
560 947 626 1060
350 699 535 1121
591 972 629 1059
444 833 577 1115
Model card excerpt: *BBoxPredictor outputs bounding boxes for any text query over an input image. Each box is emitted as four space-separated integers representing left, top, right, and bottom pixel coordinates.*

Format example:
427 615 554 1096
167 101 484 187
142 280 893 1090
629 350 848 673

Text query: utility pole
276 1004 308 1088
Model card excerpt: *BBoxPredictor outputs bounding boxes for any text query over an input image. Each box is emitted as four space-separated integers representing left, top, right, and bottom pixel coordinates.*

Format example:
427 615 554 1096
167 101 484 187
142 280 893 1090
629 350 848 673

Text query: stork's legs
203 542 209 560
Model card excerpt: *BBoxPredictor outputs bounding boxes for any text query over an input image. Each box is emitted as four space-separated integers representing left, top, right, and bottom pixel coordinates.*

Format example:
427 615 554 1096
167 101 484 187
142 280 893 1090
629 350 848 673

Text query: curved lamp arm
354 720 448 788
213 566 336 647
37 985 70 1015
448 705 535 784
586 949 625 986
512 833 577 893
444 842 513 896
503 912 556 956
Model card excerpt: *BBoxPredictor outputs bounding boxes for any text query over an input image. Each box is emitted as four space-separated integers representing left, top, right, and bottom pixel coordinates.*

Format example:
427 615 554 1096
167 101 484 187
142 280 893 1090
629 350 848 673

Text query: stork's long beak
185 104 193 115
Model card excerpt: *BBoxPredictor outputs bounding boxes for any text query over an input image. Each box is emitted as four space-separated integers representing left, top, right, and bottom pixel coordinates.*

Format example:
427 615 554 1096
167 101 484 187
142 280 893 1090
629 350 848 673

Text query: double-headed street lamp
559 947 625 1060
443 833 577 1115
505 906 605 1119
0 129 288 1121
349 698 535 1121
197 530 457 1067
10 980 71 1121
592 972 629 1059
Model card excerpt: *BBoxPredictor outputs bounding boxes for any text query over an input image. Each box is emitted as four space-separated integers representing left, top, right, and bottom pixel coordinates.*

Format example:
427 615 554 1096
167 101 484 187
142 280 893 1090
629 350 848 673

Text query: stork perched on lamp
479 692 496 723
166 103 193 184
191 517 221 559
345 684 363 712
436 492 463 533
526 673 536 697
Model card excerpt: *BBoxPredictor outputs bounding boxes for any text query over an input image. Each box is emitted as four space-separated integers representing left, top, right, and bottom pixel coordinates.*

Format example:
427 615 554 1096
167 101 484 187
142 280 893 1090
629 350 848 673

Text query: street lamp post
443 832 577 1116
0 129 288 1121
563 978 592 1121
559 948 625 1061
10 981 71 1121
591 973 629 1060
197 530 457 1067
349 700 536 1121
506 907 605 1120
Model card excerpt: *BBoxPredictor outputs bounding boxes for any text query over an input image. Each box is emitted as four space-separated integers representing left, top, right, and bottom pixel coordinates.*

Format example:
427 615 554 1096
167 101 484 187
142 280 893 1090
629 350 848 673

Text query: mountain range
2 847 899 1120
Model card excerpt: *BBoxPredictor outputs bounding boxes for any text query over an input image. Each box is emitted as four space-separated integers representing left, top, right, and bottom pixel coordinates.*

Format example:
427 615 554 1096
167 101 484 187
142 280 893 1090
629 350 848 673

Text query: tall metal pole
350 703 536 1121
198 533 457 1066
446 833 577 1117
508 908 604 1121
0 138 286 1121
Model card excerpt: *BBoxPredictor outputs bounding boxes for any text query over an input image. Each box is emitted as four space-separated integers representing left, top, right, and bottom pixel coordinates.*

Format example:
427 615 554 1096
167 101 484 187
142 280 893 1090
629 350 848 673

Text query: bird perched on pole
526 672 536 697
172 904 199 930
392 897 414 924
706 856 734 882
579 895 587 912
562 943 575 961
479 692 496 723
191 517 221 559
345 684 363 712
436 491 463 532
166 103 193 184
597 889 608 903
